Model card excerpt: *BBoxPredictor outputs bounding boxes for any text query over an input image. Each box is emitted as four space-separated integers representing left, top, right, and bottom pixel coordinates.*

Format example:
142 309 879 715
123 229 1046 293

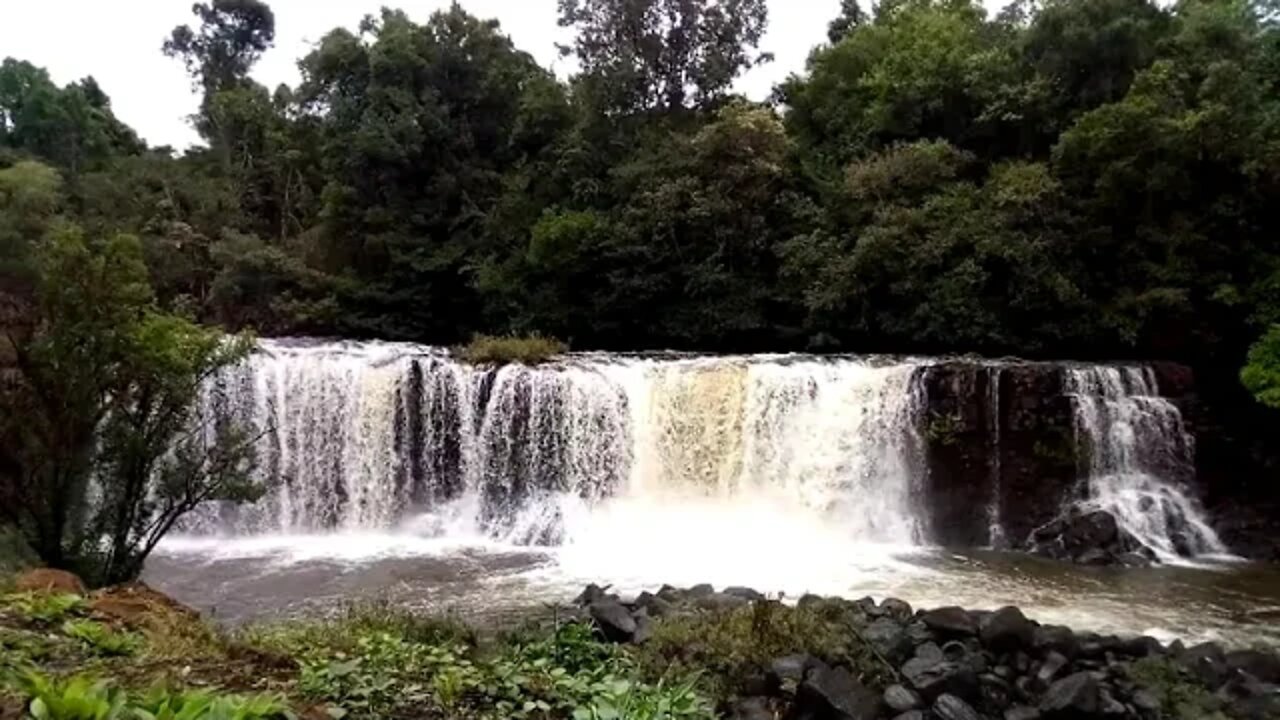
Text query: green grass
1128 657 1230 720
456 334 568 366
631 599 888 701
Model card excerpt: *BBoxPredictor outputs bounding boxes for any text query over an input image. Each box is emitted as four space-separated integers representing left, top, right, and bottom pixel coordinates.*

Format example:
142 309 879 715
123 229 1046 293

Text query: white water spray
194 342 931 548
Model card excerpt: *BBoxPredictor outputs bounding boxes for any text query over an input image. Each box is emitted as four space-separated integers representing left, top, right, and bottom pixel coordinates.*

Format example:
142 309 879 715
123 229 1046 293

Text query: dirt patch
14 569 85 595
89 581 199 628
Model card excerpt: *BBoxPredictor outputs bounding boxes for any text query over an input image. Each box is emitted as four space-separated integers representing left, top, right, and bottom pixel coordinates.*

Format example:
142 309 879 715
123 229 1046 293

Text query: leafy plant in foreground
3 593 85 624
61 619 141 657
19 673 128 720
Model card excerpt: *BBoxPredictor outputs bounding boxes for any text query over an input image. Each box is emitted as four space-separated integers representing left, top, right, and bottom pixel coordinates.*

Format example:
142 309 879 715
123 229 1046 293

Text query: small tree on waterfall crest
0 223 262 586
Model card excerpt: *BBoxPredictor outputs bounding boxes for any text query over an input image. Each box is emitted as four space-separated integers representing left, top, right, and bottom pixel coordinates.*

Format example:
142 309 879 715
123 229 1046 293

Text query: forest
3 0 1280 500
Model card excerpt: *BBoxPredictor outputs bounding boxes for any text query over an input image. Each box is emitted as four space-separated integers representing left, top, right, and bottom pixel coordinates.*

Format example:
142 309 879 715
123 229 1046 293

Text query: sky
1 0 844 150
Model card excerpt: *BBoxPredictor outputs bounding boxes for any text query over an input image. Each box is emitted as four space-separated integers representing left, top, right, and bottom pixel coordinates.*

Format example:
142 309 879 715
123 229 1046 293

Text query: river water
146 532 1280 647
143 339 1280 646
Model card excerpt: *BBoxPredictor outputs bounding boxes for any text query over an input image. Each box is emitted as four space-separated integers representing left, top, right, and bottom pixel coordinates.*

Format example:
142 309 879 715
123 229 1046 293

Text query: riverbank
2 572 1277 720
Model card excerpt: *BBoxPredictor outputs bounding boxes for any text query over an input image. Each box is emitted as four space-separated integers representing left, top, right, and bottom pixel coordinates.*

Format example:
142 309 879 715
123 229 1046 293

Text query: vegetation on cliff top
457 335 569 366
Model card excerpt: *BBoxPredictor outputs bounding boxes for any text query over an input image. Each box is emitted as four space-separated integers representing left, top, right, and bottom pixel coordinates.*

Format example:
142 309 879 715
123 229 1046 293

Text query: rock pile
575 584 1280 720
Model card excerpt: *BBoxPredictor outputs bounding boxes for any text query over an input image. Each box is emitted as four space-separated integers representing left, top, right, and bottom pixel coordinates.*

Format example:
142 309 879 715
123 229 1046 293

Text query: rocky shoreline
576 583 1280 720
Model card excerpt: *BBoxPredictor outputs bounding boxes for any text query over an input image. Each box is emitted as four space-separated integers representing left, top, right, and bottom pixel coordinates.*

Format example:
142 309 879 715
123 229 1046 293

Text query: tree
1242 326 1280 408
0 226 260 586
829 0 868 42
557 0 771 114
163 0 278 167
0 59 143 175
163 0 276 104
298 6 566 341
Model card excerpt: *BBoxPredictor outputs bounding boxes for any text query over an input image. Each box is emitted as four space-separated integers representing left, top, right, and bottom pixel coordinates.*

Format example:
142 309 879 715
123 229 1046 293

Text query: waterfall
1064 367 1227 560
192 342 931 546
986 366 1005 549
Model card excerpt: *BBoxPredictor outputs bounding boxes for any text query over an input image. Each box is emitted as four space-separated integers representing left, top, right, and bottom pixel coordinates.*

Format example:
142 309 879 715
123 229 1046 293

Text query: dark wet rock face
573 583 1280 720
1030 509 1155 567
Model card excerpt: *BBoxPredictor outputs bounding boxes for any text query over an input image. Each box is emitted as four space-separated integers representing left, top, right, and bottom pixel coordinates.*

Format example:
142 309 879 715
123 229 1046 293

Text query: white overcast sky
1 0 856 150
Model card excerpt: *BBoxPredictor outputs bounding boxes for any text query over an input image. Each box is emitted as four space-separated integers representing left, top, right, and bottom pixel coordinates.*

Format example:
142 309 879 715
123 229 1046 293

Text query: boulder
1039 672 1100 718
1076 548 1113 566
884 684 923 713
915 643 945 663
695 592 748 612
635 591 675 618
1032 625 1079 660
933 693 983 720
791 664 881 720
1180 641 1228 688
589 598 637 642
1035 652 1070 687
1117 552 1152 568
687 583 716 599
724 586 766 602
15 568 85 595
906 621 934 645
863 618 915 665
1119 636 1164 658
657 584 684 603
922 607 978 636
980 672 1013 711
1004 706 1041 720
892 712 926 720
901 657 979 702
575 583 609 605
1064 510 1119 551
769 654 819 694
881 598 913 622
981 606 1035 653
1226 649 1280 684
632 613 654 644
731 697 775 720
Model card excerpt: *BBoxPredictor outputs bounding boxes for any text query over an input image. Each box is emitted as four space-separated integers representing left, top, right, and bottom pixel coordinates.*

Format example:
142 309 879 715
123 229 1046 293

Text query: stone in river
922 607 978 636
1039 672 1100 717
588 598 636 642
884 684 923 712
981 606 1035 653
933 693 983 720
793 664 881 720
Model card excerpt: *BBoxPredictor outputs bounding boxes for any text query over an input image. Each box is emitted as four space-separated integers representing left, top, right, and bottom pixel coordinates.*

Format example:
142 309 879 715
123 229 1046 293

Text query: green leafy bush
3 593 86 624
456 334 568 366
61 620 141 658
278 615 711 720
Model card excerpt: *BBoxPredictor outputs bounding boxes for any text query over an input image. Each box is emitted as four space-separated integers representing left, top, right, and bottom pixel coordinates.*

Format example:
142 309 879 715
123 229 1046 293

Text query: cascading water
986 366 1005 549
1064 367 1228 560
192 341 931 547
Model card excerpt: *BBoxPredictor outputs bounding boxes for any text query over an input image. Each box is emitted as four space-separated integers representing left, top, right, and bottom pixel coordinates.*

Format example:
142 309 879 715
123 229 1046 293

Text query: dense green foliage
4 0 1280 493
0 178 260 586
